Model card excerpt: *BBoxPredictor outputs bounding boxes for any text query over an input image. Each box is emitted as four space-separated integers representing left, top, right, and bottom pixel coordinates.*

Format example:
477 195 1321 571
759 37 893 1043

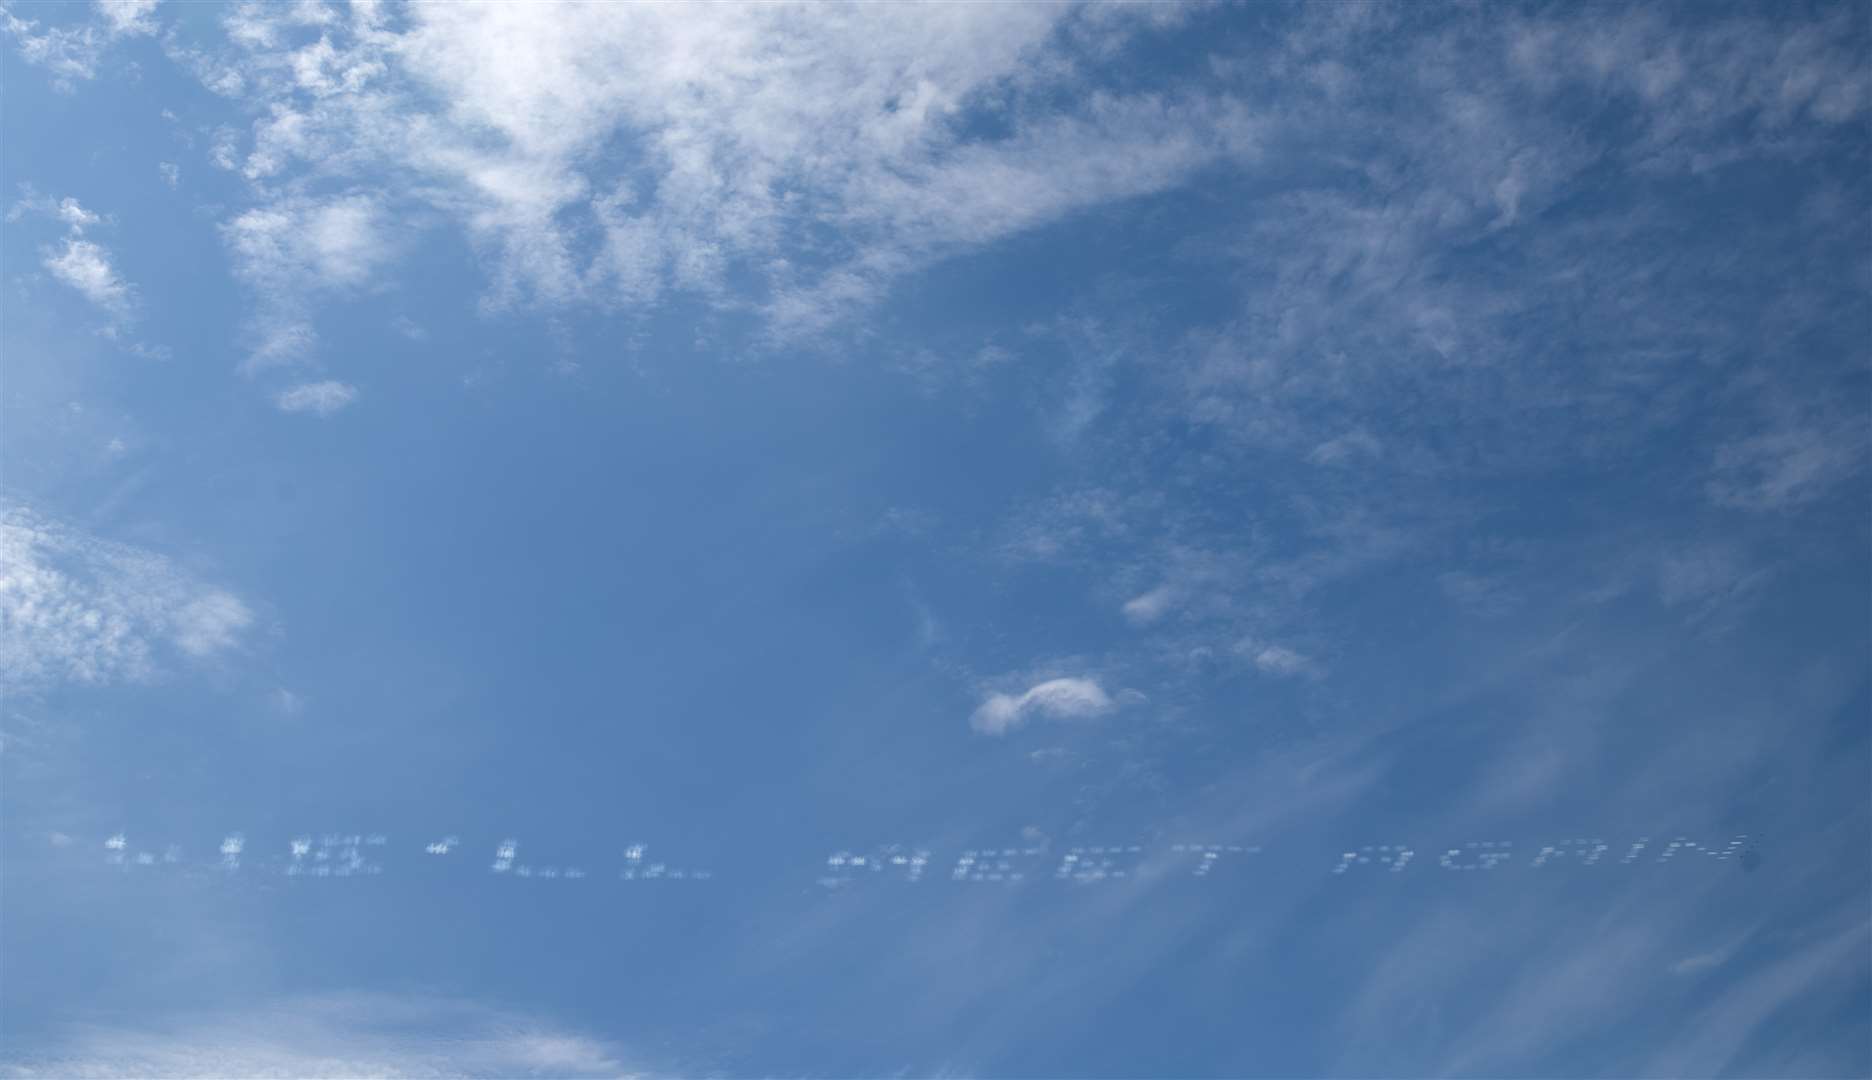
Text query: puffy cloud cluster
0 0 158 87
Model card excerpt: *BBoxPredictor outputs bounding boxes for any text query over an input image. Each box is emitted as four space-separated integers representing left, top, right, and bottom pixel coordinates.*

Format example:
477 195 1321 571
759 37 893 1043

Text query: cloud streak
971 676 1115 736
275 380 358 417
0 993 642 1079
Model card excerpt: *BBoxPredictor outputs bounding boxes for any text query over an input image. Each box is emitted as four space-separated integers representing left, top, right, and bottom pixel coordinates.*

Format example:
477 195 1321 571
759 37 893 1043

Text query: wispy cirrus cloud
221 193 396 370
0 502 255 692
0 993 642 1079
1242 642 1316 679
1706 414 1869 513
274 380 358 417
149 3 1252 352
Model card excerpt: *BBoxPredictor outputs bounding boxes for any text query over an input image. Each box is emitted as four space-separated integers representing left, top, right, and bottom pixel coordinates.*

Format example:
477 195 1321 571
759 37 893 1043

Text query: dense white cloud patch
972 676 1116 736
0 503 254 691
8 2 1865 381
161 2 1250 351
275 380 358 416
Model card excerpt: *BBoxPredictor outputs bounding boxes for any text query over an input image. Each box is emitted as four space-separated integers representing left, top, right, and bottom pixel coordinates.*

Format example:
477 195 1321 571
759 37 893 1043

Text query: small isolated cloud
275 380 357 416
11 193 135 321
1238 641 1315 678
44 236 133 320
1671 950 1731 976
1121 585 1177 625
971 676 1115 736
0 501 256 691
157 161 179 188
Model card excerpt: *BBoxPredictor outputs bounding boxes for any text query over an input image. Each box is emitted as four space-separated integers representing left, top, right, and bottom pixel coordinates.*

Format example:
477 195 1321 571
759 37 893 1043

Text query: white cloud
173 590 253 656
0 502 255 691
222 194 394 369
223 195 386 286
11 193 136 321
167 4 1249 342
1 10 108 84
1307 429 1382 466
2 0 157 86
1121 585 1176 625
1707 419 1866 512
157 161 179 188
43 236 133 320
1640 921 1869 1077
2 993 641 1079
54 195 101 230
971 676 1116 735
1147 7 1869 487
1244 642 1314 678
7 191 88 228
275 380 358 416
94 0 158 38
1670 950 1730 976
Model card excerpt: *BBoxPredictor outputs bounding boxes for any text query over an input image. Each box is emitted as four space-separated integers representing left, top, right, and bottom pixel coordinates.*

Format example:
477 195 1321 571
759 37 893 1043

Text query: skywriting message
75 830 1760 886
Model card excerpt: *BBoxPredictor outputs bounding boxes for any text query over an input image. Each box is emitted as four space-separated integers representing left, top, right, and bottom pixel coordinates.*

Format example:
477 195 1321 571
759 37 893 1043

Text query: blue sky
2 2 1868 1076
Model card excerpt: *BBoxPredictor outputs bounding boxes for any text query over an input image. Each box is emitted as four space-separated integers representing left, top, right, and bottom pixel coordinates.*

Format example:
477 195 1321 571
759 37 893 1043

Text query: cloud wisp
8 192 135 323
153 3 1254 355
274 379 358 417
0 502 255 692
0 0 157 89
971 676 1116 736
0 993 642 1079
